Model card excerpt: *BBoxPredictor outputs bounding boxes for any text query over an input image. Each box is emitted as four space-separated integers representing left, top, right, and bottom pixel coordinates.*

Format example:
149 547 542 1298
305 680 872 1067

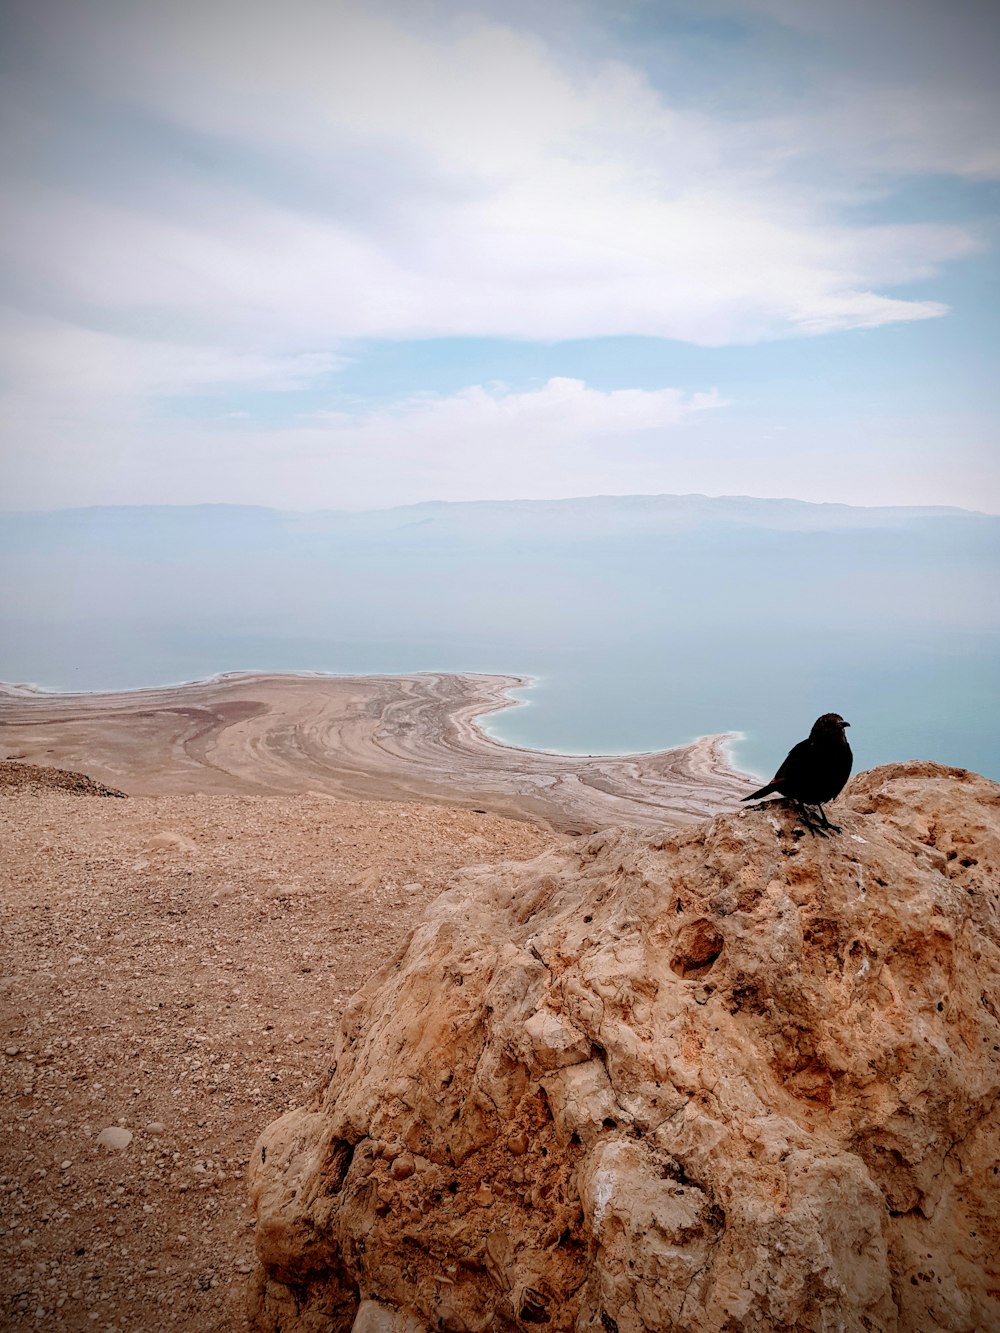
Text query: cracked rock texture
248 762 1000 1332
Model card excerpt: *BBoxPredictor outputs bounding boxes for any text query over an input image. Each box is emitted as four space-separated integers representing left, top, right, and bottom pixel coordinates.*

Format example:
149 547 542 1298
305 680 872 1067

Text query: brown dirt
0 761 127 798
0 778 557 1332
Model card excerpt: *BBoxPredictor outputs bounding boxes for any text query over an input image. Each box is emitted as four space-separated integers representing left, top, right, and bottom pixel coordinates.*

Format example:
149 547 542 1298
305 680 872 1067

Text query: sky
1 0 998 512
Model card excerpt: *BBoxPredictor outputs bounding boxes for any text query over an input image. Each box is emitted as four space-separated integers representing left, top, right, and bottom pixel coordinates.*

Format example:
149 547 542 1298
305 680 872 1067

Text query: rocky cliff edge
247 763 1000 1332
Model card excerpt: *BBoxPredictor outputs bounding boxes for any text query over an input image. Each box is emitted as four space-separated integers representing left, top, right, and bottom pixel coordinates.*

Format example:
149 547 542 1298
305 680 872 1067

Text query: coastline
0 670 757 833
478 675 753 773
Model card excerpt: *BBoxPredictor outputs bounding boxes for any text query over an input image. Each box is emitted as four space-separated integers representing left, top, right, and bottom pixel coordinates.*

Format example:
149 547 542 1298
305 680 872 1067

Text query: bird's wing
772 737 812 785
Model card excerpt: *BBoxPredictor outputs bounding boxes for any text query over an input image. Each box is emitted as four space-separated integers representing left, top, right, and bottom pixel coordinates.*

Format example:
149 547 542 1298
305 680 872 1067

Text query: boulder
248 763 1000 1332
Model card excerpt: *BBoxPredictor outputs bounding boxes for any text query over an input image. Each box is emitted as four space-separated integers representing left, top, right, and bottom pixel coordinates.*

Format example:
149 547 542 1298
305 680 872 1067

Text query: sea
1 497 997 781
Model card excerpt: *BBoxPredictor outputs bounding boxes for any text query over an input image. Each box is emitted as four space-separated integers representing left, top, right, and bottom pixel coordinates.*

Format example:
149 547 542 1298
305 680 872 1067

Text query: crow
742 713 852 836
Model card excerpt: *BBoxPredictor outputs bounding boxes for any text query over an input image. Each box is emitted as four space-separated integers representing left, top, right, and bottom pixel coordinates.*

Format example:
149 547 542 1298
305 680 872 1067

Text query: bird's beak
843 721 851 728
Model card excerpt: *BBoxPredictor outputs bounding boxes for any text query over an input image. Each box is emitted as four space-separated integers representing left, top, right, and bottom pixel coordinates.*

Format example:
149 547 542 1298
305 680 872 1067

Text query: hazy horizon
3 492 996 518
2 495 996 782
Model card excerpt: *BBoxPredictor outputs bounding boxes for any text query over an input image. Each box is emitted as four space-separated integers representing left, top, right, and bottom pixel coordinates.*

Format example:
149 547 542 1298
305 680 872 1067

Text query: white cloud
713 0 1000 180
0 313 342 400
326 375 724 436
1 0 996 514
0 375 725 508
0 0 982 361
5 365 997 514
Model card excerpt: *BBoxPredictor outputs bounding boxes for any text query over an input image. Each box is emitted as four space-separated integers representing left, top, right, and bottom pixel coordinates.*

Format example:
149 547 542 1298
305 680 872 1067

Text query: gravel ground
0 775 555 1331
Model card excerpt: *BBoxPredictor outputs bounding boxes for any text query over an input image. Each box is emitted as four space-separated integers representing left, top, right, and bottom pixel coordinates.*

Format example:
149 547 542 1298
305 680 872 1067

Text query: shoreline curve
0 670 758 834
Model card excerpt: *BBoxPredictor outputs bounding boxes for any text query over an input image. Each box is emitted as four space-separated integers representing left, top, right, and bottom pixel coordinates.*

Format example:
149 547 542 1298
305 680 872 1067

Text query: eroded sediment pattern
0 673 754 833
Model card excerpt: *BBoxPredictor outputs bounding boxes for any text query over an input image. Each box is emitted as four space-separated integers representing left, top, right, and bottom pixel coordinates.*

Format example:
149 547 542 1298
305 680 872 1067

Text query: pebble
145 1122 166 1134
95 1127 133 1151
388 1152 415 1181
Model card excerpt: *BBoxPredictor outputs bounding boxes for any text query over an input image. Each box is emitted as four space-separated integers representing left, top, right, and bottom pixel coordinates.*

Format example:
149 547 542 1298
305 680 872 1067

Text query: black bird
742 713 852 836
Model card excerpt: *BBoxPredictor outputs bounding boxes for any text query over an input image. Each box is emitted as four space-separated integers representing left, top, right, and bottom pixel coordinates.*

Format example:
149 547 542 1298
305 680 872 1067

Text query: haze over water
2 496 997 782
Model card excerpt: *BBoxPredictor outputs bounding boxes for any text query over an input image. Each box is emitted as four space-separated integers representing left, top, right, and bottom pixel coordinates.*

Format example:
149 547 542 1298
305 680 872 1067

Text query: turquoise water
1 500 997 781
4 615 996 783
478 634 999 781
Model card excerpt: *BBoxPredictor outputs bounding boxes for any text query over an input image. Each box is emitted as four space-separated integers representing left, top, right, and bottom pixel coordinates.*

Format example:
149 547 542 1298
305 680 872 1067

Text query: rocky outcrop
247 763 1000 1332
0 759 127 796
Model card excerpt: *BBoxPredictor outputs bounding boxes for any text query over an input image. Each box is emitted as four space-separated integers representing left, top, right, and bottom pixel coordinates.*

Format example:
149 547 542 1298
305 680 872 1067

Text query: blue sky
1 0 997 510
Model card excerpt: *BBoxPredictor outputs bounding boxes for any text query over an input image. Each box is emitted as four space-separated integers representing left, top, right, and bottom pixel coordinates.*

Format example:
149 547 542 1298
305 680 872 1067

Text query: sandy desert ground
0 766 556 1332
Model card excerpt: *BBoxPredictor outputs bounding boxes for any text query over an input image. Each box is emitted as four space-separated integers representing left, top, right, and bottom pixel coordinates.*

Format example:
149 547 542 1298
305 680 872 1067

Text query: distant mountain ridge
1 492 992 545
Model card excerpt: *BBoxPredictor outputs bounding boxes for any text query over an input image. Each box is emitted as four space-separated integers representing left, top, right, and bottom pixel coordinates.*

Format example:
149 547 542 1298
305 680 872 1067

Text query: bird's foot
816 805 842 833
797 815 827 838
794 802 827 837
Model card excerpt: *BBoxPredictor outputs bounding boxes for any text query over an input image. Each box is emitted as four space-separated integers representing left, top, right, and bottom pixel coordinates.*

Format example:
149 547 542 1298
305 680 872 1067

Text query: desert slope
0 774 556 1332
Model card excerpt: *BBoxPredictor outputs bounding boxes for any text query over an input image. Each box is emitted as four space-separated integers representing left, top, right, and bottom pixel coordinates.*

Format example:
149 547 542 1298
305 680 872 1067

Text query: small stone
60 1161 72 1171
388 1152 415 1181
5 1045 19 1057
144 1122 166 1135
507 1133 528 1156
471 1187 495 1207
95 1127 132 1151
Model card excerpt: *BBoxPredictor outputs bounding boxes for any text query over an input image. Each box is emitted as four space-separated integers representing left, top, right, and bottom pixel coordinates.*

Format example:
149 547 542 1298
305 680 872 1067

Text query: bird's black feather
741 714 853 832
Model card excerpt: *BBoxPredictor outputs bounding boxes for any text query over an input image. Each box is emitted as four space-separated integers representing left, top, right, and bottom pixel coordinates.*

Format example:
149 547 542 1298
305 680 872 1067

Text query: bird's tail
742 782 780 803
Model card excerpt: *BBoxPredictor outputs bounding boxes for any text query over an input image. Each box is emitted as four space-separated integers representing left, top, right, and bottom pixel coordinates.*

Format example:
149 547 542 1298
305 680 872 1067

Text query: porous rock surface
248 763 1000 1332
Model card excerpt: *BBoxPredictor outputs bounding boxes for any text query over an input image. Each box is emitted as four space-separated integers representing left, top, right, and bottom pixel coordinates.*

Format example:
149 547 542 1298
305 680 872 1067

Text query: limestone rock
144 831 198 855
95 1126 133 1151
248 763 1000 1332
351 1299 426 1333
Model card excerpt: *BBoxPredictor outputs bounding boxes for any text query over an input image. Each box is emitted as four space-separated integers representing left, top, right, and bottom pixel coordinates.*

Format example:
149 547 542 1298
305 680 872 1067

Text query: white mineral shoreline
0 671 757 833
